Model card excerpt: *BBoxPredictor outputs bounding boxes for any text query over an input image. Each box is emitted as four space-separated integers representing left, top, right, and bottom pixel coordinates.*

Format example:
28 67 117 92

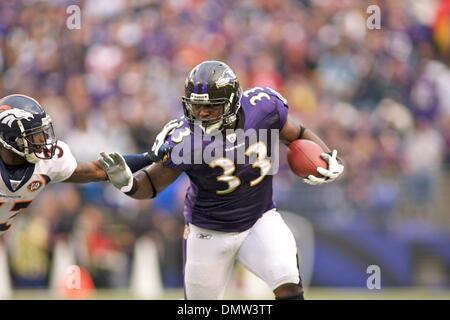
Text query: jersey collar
0 160 36 192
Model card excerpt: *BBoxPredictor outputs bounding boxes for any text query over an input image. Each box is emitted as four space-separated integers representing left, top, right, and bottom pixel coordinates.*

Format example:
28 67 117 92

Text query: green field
9 288 450 300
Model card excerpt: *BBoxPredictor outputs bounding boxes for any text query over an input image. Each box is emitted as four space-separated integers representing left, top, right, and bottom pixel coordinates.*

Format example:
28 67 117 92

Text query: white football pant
183 209 300 300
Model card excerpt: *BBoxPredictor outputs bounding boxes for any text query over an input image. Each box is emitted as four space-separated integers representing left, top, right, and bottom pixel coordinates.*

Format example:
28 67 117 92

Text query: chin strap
203 120 224 134
203 112 238 134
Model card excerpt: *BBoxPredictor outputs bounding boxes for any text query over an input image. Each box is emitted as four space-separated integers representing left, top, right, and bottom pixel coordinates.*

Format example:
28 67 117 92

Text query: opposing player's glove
99 152 134 193
150 119 179 162
303 150 344 186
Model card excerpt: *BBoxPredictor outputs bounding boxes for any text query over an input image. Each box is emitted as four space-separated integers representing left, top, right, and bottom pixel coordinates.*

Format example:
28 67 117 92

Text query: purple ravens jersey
163 87 288 232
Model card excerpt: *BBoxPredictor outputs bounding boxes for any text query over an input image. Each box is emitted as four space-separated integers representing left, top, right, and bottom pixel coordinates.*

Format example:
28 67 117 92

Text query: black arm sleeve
123 153 153 173
298 126 306 139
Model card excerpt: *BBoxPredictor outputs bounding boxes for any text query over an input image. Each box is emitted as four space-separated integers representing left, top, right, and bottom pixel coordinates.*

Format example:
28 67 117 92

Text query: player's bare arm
65 152 160 183
280 115 344 185
280 115 331 152
64 160 107 183
128 162 182 199
67 149 165 183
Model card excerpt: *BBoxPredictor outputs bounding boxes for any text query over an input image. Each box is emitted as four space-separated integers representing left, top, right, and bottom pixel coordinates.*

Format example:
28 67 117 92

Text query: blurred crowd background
1 0 450 294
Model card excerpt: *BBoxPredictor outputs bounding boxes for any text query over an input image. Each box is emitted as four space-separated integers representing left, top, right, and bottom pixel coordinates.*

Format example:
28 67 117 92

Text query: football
287 140 328 178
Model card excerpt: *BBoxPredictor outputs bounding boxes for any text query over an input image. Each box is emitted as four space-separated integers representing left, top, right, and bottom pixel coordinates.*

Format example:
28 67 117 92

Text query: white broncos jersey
0 140 77 234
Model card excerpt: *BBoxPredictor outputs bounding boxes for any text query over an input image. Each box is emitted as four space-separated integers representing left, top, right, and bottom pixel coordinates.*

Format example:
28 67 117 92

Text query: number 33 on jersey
161 86 289 232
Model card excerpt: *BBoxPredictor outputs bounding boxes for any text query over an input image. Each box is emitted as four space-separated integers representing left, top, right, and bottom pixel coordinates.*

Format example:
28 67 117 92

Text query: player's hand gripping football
303 150 344 185
99 152 134 193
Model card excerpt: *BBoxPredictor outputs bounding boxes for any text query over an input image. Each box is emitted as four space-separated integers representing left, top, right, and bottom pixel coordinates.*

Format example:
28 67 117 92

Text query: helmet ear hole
6 134 20 146
6 135 15 144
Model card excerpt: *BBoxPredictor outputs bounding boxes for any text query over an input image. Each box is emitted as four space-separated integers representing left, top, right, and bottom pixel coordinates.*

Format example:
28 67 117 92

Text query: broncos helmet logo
0 109 35 127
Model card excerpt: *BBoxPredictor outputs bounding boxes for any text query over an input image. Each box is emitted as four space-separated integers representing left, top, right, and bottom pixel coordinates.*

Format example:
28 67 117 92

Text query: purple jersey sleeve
242 87 289 131
271 92 289 130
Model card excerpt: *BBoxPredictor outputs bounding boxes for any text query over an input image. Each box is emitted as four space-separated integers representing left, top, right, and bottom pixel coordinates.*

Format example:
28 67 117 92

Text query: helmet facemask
22 120 57 162
182 90 241 134
183 96 230 133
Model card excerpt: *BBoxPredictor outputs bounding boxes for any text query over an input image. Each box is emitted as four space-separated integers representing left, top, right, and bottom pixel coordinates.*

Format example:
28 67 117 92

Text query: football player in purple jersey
100 61 344 300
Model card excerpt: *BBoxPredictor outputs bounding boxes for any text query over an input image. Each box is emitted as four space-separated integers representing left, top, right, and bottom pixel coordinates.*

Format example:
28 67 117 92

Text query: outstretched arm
64 160 107 183
63 153 156 183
